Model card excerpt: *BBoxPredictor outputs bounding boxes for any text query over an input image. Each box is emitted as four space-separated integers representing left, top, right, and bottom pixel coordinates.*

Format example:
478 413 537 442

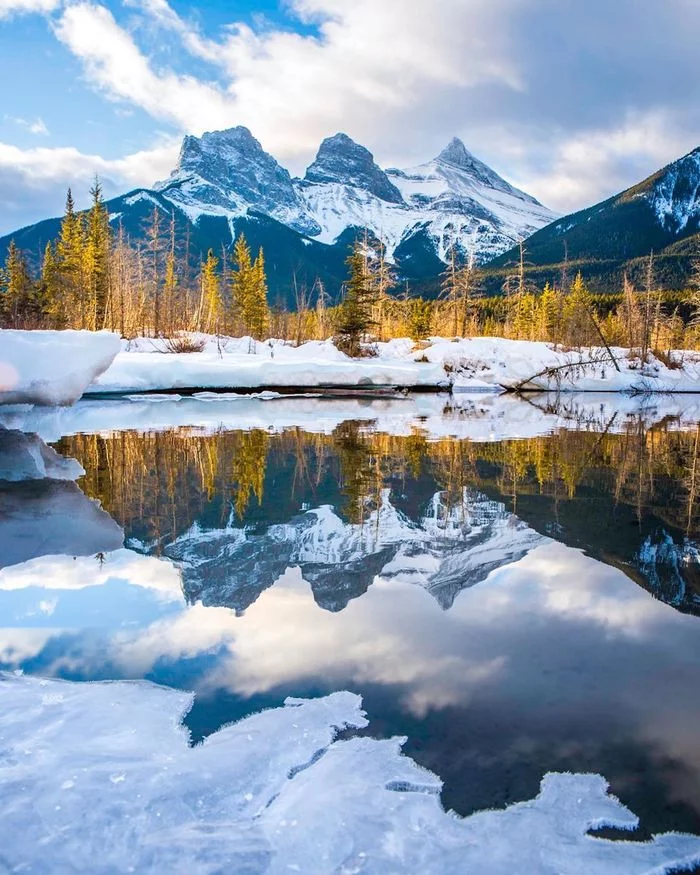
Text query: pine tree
0 240 34 326
249 248 270 339
38 241 60 325
407 298 433 341
537 282 563 342
83 178 110 330
230 233 253 334
335 241 375 356
563 271 593 346
56 187 85 326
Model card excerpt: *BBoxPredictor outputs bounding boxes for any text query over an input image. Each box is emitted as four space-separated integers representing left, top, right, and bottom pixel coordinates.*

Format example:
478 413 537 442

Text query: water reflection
1 395 700 838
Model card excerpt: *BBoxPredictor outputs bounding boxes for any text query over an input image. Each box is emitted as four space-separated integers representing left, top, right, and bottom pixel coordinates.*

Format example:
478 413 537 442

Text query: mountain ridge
0 126 555 306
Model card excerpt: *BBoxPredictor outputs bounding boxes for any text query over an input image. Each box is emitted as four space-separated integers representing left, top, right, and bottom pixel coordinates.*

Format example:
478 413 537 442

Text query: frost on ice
0 329 120 406
1 674 699 875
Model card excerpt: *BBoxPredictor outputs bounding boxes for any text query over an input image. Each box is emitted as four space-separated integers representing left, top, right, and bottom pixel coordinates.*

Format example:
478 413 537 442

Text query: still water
1 393 699 839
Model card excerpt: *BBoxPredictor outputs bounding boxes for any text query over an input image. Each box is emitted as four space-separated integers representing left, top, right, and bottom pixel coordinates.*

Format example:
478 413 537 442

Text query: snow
84 334 700 397
0 329 121 406
1 673 698 875
413 336 700 393
88 336 449 394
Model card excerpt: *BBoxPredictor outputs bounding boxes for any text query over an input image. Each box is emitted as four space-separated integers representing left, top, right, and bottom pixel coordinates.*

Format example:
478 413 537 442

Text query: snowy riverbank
88 335 700 397
2 331 700 407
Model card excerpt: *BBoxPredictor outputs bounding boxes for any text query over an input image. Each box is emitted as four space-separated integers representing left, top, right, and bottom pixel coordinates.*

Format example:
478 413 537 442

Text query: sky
1 0 699 234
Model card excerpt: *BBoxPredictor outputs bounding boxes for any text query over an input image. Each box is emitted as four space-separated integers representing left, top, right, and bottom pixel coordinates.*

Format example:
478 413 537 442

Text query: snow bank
1 674 698 874
88 334 700 396
414 336 700 393
0 329 120 406
90 335 448 394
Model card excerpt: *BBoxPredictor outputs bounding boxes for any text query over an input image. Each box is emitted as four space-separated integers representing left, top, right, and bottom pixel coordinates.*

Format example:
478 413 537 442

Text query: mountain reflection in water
1 395 699 840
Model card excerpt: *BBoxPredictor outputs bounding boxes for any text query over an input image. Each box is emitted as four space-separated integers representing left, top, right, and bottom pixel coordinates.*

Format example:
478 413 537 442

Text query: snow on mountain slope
297 134 556 263
150 126 555 266
645 147 700 233
162 488 545 614
154 127 320 236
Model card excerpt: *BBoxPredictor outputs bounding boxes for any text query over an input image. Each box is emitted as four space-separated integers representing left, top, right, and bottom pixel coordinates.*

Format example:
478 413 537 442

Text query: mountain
0 127 555 307
485 147 700 294
162 488 544 615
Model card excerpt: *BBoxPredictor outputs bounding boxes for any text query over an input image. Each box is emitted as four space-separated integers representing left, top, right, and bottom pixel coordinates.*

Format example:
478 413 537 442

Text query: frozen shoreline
1 673 699 874
87 335 700 398
2 331 700 408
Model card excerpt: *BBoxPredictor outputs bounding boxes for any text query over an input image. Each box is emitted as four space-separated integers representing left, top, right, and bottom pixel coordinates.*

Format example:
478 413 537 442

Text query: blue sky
1 0 699 234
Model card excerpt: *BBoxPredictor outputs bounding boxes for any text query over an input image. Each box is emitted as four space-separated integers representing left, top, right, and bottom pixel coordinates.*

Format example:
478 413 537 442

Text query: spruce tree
231 233 253 334
249 248 270 339
200 249 221 333
1 240 34 326
84 178 110 330
335 241 374 356
38 241 60 324
56 187 85 327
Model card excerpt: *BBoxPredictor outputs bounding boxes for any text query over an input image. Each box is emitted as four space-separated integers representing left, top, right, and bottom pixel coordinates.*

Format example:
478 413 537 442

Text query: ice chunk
0 674 698 875
0 329 120 406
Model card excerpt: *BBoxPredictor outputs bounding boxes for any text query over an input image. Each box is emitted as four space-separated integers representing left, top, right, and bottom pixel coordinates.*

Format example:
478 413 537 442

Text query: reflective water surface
1 393 700 838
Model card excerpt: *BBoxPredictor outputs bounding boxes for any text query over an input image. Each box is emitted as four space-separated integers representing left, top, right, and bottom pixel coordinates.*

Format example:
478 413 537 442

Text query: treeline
0 183 270 339
3 182 700 353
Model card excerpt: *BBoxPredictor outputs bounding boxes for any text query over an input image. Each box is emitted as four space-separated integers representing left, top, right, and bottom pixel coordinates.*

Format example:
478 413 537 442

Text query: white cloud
5 116 50 136
0 0 58 18
2 0 700 226
513 112 693 214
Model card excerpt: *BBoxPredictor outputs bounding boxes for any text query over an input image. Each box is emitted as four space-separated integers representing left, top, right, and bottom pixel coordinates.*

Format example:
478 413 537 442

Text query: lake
1 392 699 843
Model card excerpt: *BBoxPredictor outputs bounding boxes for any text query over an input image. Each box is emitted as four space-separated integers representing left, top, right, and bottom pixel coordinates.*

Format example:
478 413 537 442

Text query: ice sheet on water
0 674 698 874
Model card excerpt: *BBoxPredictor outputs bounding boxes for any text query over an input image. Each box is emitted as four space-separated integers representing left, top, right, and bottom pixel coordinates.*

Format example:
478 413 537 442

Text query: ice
0 426 84 481
0 329 121 406
0 674 698 875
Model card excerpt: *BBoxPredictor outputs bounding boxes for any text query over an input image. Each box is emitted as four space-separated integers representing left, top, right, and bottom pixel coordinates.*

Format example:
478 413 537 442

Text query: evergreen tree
249 248 270 339
407 298 433 341
563 272 593 346
537 282 563 342
38 241 60 324
0 240 34 326
335 241 375 356
56 187 85 326
83 178 110 330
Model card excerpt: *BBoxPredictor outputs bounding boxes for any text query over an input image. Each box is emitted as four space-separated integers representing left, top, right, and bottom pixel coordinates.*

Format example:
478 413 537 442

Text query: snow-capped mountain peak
155 126 320 235
303 133 404 204
145 126 556 272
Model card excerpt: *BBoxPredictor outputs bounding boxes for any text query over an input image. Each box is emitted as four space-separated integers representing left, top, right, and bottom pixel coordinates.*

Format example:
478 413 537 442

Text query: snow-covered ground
0 330 120 405
1 331 699 408
84 335 700 398
1 673 698 874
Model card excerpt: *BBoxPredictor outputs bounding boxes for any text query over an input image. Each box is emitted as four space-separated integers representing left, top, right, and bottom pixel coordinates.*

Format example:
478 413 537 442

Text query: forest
2 182 700 357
